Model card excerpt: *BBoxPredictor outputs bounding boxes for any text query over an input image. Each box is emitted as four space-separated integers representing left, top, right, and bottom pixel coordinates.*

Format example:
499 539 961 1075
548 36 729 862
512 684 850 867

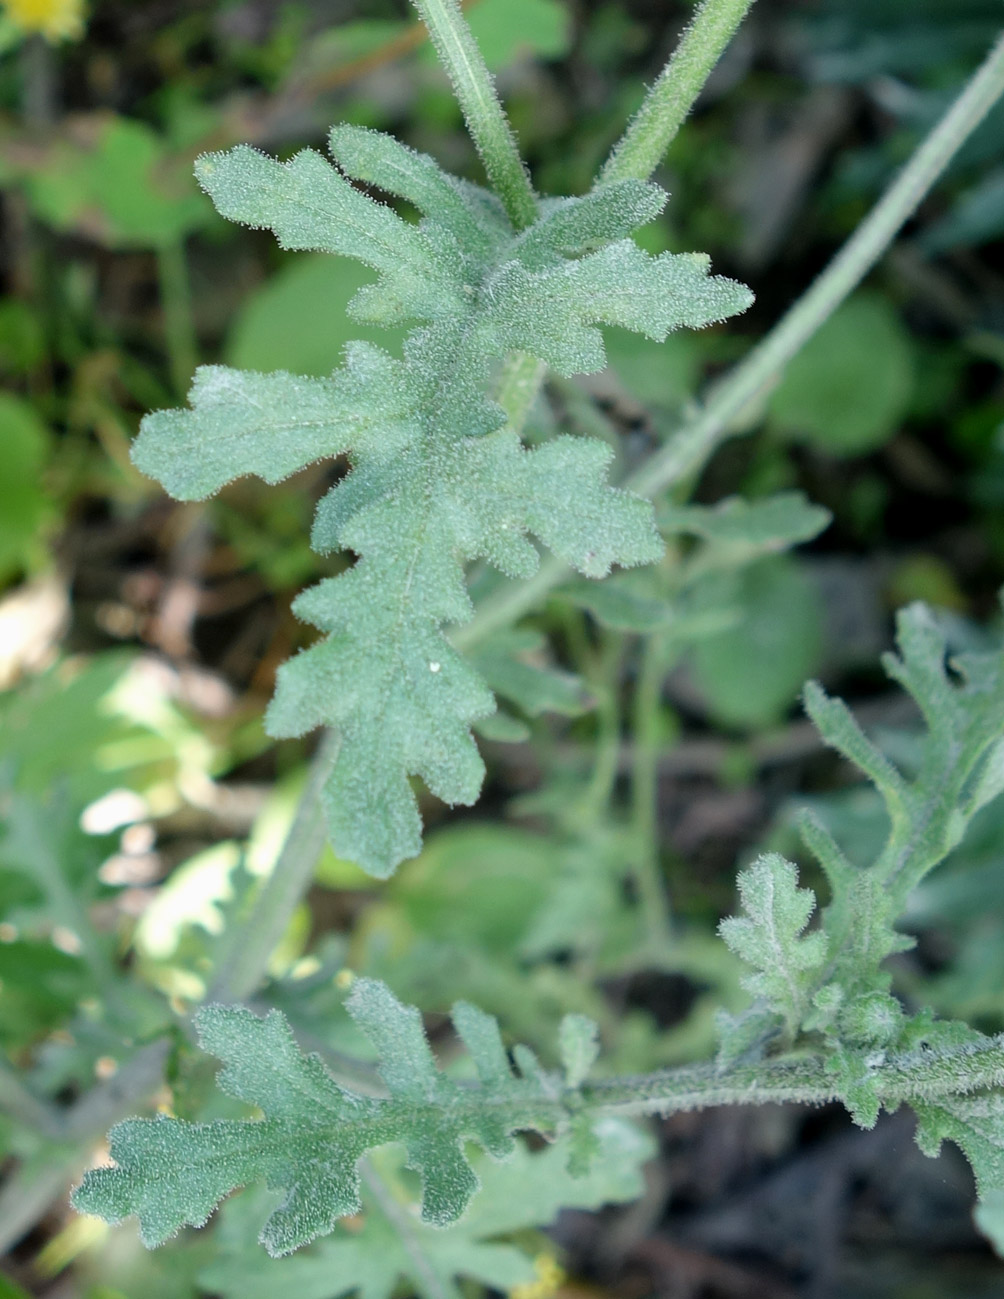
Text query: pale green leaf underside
72 978 567 1256
134 124 752 874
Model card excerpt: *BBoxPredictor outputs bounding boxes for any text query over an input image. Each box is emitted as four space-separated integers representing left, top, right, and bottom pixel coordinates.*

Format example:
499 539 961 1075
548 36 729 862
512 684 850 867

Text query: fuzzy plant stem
629 27 1004 499
630 632 674 951
0 1040 170 1255
0 1059 64 1138
600 0 758 186
206 730 340 1004
20 33 56 127
155 236 198 398
582 637 626 813
581 1033 1004 1115
458 28 1004 646
494 350 547 432
409 0 537 229
480 1 759 461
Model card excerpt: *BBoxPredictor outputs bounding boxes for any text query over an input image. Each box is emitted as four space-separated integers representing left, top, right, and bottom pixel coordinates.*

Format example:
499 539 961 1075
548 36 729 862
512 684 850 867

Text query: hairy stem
630 28 1004 500
0 1041 170 1255
630 633 674 950
583 1035 1004 1115
206 731 340 1003
0 1058 64 1138
460 29 1004 644
155 237 198 398
0 722 334 1251
583 637 625 813
362 1162 451 1299
20 33 56 127
601 0 758 186
409 0 537 229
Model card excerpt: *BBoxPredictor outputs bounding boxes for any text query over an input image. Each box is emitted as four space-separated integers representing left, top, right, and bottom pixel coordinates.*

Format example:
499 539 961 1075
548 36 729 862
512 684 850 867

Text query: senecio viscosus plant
71 0 1004 1273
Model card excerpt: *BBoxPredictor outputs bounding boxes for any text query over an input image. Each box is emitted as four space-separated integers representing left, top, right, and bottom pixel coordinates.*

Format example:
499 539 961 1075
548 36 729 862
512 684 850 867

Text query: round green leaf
226 254 405 377
769 292 915 455
463 0 570 68
25 116 206 249
691 556 823 729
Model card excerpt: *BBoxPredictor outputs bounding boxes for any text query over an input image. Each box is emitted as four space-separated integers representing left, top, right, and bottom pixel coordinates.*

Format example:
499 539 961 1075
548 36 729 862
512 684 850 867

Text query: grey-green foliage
718 854 827 1047
660 490 832 558
805 602 1004 1004
132 124 751 876
200 1120 653 1299
71 603 1004 1257
556 489 833 635
719 602 1004 1174
72 976 595 1256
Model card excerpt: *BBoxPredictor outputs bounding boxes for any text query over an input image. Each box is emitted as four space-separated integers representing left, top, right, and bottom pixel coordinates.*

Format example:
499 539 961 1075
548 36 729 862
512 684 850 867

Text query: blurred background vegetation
1 1 1004 1296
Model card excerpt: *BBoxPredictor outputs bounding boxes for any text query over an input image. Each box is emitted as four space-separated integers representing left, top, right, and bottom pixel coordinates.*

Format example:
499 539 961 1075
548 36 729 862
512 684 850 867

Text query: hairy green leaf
134 128 751 874
194 146 466 325
72 978 567 1255
661 491 832 557
719 854 827 1044
916 1092 1004 1203
469 629 589 718
132 350 417 500
803 603 1004 997
201 1118 653 1299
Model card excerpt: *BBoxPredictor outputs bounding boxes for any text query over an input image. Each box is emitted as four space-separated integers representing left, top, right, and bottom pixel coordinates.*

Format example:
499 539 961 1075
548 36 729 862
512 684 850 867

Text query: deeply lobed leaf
136 128 752 874
72 978 570 1255
718 854 827 1044
201 1118 654 1299
132 348 418 500
916 1092 1004 1202
801 603 1004 998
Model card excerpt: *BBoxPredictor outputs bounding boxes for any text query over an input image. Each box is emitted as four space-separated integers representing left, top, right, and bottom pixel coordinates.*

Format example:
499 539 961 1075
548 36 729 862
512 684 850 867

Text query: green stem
629 27 1004 500
582 638 625 813
630 634 674 949
206 731 339 1004
600 0 758 186
452 561 557 651
0 1041 170 1255
583 1034 1004 1116
409 0 537 229
362 1162 450 1299
460 30 1004 644
550 373 619 448
155 237 198 398
20 34 56 127
0 1058 63 1137
0 725 335 1250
